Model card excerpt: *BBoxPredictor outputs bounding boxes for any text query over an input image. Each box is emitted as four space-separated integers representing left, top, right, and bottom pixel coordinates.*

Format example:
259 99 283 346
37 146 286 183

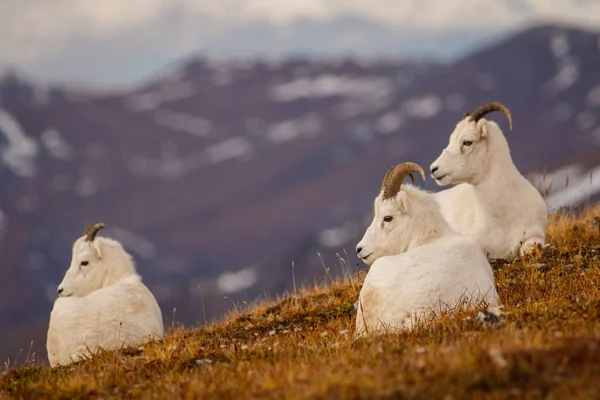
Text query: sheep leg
519 237 545 256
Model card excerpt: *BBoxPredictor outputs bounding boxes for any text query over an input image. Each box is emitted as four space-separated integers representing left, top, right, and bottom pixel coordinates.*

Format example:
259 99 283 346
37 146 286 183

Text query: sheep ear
476 119 489 138
91 241 103 260
397 191 410 214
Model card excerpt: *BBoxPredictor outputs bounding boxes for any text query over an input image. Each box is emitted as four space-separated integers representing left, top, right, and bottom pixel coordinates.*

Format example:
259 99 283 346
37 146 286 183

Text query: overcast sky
2 0 600 86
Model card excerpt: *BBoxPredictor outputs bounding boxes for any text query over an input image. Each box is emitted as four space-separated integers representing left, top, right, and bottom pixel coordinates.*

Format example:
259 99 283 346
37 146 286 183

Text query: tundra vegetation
1 206 600 399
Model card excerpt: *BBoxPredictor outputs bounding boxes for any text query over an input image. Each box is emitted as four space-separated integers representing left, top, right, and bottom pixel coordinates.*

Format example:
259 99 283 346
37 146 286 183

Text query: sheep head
356 162 431 266
430 101 513 186
57 223 136 298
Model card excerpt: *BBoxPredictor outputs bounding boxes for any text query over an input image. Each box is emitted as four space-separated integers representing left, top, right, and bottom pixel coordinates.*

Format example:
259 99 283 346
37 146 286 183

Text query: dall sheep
430 102 548 259
47 223 164 367
355 162 499 336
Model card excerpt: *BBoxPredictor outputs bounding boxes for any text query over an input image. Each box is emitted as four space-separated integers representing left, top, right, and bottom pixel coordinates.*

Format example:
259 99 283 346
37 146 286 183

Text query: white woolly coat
47 275 163 367
433 168 547 259
355 233 498 336
430 118 548 259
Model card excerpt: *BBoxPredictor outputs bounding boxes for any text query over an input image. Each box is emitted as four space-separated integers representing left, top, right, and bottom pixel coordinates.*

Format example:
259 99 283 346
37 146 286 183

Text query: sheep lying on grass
355 162 499 336
430 101 548 259
46 223 164 367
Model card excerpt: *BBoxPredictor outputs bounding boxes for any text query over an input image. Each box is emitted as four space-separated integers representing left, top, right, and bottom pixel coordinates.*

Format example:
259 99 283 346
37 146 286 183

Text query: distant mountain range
1 24 599 365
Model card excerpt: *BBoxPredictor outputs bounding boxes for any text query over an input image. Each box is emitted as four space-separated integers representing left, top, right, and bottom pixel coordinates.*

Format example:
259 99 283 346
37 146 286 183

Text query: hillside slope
1 23 600 364
1 206 600 399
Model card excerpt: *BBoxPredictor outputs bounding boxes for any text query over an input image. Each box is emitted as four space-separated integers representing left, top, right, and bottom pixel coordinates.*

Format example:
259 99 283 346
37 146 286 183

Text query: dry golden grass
2 206 600 399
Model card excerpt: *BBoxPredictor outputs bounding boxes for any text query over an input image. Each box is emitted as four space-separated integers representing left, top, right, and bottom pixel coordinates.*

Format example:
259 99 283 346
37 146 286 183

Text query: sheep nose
57 288 64 296
356 246 363 255
431 166 438 174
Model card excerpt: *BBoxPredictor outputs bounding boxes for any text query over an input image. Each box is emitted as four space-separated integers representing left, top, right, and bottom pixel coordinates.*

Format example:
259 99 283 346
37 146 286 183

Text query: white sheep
46 223 164 367
429 102 548 259
355 162 499 337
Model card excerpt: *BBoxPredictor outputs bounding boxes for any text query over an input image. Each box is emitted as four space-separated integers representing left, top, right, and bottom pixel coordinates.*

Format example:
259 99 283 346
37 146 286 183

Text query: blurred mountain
1 23 599 364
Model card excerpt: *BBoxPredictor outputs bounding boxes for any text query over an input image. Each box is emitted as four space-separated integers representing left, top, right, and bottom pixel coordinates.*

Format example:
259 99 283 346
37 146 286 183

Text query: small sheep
355 162 499 336
46 223 164 367
430 102 548 259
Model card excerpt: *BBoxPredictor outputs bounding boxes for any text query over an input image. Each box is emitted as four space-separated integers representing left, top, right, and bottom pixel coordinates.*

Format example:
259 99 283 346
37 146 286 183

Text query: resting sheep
355 162 499 337
46 223 164 367
430 102 548 259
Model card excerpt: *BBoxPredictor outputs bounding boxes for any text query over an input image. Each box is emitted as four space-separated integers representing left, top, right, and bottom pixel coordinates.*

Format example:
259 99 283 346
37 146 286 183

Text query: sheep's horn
469 101 513 131
381 163 420 192
85 222 106 242
380 165 402 193
83 224 94 236
382 162 426 200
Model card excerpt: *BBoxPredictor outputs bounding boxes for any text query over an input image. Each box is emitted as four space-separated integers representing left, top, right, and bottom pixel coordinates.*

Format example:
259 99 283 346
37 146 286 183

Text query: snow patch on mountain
41 128 72 160
217 266 258 294
545 32 580 95
317 219 362 249
124 82 196 112
203 137 253 163
537 163 600 210
128 137 254 179
0 108 39 177
107 227 157 260
376 111 404 134
153 109 213 137
402 95 442 119
267 114 322 144
269 74 392 102
74 176 98 198
587 85 600 108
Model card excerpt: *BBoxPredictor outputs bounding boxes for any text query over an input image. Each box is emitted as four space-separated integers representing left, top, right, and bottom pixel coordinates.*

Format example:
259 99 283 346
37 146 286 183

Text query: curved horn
380 165 401 193
83 224 94 236
85 222 106 242
382 162 426 200
469 101 513 131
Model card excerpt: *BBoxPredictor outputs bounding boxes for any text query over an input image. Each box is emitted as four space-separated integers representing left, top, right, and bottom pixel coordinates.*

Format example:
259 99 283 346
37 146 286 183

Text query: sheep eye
383 216 393 223
462 140 473 146
80 261 89 266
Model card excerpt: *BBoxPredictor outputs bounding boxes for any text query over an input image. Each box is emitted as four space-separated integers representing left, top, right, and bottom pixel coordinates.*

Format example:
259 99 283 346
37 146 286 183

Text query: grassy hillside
2 206 600 399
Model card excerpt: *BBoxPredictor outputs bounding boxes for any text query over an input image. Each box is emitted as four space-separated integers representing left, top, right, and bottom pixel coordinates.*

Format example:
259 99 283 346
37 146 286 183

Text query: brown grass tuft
2 206 600 399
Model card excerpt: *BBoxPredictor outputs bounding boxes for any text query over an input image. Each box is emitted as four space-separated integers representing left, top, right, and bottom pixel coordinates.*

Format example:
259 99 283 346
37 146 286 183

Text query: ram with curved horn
354 162 499 337
47 223 163 366
429 101 547 259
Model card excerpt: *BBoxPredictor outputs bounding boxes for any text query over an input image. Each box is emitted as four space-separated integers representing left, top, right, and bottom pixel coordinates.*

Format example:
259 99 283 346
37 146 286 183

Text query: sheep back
355 234 498 336
47 275 163 367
